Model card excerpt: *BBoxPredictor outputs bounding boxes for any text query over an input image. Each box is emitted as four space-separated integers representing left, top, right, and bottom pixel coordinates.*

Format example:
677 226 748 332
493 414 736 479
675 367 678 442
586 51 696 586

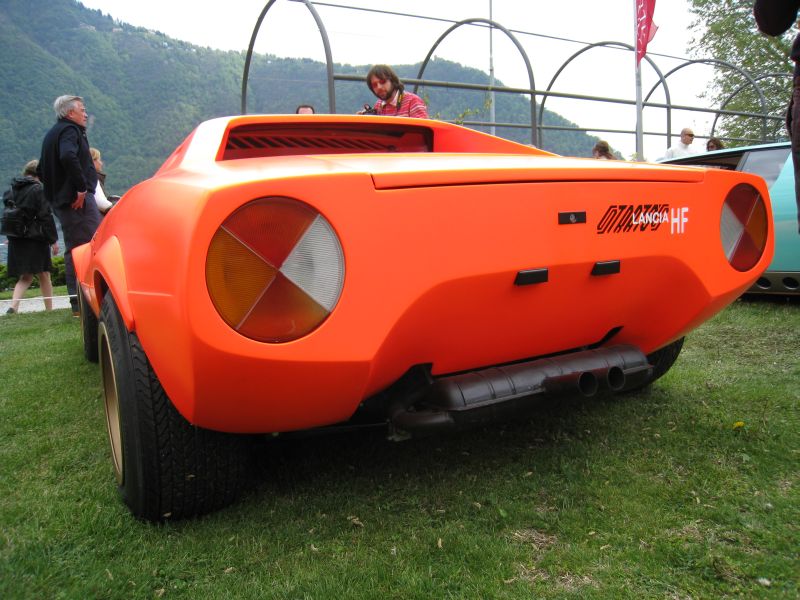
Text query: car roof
659 141 791 177
705 140 789 154
662 140 789 163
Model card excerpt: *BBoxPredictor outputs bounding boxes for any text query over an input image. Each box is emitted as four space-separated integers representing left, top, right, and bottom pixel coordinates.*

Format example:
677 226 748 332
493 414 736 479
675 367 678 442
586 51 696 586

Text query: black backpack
1 187 56 243
1 188 30 238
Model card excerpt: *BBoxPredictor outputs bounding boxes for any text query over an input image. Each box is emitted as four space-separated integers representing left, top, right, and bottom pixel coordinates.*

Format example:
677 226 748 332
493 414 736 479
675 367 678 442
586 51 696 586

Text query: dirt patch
510 528 557 551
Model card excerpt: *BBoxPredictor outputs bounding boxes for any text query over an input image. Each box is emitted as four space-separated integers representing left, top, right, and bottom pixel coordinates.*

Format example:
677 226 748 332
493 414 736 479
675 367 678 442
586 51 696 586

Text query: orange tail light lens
206 197 344 342
720 183 768 272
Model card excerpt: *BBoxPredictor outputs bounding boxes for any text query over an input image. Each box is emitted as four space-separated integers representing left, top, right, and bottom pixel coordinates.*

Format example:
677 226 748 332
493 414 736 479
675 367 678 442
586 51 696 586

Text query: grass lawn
0 284 68 298
1 298 798 599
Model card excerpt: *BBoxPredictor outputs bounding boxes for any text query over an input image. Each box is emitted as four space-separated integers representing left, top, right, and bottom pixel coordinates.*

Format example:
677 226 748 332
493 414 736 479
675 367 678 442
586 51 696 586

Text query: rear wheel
79 288 99 363
98 293 249 521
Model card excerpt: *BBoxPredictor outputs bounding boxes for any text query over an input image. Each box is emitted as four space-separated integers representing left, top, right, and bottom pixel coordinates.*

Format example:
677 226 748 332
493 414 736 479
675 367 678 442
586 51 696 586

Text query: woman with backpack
3 160 59 314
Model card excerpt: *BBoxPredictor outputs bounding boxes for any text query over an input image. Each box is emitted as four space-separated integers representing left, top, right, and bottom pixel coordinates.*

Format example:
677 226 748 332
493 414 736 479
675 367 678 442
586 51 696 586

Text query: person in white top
661 128 697 160
90 147 113 214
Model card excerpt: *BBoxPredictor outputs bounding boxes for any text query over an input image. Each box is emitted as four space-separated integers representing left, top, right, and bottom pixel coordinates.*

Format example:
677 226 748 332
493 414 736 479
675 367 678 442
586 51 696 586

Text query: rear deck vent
222 123 433 160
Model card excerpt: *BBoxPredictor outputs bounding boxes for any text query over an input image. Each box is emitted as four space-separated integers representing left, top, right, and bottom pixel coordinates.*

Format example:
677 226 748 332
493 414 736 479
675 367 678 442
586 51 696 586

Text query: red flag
636 0 658 65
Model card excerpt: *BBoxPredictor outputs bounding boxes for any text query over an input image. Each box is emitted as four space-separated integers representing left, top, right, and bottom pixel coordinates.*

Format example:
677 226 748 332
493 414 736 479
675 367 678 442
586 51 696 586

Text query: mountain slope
0 0 598 195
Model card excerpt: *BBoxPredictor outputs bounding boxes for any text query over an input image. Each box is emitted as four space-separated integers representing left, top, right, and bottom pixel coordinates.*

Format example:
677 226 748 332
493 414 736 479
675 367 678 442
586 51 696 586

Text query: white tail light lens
206 197 344 342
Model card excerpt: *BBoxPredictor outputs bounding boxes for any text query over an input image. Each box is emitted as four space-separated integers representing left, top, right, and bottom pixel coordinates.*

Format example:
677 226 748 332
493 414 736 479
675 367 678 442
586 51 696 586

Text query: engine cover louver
221 123 433 159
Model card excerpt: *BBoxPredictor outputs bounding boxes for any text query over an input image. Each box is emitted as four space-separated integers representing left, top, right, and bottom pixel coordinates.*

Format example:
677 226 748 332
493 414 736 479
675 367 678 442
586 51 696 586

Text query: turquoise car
664 142 799 295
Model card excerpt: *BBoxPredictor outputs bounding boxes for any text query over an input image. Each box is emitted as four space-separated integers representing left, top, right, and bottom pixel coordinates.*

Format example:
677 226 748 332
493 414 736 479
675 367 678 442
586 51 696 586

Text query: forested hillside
0 0 598 196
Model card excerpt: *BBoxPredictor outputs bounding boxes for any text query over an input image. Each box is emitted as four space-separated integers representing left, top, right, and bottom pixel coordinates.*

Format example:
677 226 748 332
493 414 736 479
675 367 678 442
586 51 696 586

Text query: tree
689 0 793 144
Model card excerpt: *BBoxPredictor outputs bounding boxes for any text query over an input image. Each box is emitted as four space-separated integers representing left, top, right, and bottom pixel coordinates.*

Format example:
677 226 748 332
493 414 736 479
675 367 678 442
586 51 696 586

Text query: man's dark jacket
37 118 97 209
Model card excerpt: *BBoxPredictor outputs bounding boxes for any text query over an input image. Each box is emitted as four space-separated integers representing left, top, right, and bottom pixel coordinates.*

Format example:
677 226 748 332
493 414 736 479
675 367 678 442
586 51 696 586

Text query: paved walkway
1 294 73 314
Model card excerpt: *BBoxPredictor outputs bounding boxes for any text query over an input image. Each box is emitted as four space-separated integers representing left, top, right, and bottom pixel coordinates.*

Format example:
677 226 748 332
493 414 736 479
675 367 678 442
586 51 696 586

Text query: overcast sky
77 0 710 160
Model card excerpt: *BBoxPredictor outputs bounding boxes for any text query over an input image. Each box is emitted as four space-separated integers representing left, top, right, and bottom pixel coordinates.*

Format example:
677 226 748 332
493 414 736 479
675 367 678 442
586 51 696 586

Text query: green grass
0 284 68 300
1 299 798 599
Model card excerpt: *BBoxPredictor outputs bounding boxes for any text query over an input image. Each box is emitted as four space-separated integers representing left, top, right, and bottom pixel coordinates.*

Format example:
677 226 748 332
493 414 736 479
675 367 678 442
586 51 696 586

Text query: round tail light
206 197 344 342
720 183 768 272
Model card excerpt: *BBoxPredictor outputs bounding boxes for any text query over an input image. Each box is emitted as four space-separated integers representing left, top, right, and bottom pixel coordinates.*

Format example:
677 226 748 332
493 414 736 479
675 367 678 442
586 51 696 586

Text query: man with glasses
37 95 101 316
661 128 697 160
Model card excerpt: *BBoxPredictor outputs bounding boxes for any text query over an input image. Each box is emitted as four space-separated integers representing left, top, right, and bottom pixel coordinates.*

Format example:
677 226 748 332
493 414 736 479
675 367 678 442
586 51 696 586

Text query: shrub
0 255 66 290
51 256 65 286
0 263 12 291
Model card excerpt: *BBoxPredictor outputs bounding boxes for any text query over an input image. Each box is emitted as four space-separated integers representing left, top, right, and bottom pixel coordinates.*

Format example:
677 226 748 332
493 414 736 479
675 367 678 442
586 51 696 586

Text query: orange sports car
73 115 773 521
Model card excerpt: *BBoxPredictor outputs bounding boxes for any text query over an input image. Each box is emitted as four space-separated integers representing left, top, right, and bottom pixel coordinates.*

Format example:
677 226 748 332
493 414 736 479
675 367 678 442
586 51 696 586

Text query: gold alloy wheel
78 288 86 327
98 321 123 485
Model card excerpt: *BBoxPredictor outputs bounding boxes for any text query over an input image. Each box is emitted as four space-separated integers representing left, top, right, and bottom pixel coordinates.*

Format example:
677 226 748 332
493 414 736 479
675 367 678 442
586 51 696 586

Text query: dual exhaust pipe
544 364 628 398
391 344 653 434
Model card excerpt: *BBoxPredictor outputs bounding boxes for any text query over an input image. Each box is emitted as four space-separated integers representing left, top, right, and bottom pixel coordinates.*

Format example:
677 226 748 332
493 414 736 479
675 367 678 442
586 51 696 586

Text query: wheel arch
90 236 135 330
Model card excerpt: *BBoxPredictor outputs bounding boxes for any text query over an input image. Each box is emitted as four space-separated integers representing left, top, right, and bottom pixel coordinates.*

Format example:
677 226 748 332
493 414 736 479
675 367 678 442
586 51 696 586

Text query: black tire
79 288 99 363
626 337 685 392
98 293 249 521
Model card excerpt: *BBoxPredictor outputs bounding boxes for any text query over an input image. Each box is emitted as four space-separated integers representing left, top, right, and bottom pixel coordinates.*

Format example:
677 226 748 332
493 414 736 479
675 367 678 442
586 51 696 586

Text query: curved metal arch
711 72 791 138
539 41 668 148
241 0 336 114
237 5 782 154
413 18 538 146
644 59 769 140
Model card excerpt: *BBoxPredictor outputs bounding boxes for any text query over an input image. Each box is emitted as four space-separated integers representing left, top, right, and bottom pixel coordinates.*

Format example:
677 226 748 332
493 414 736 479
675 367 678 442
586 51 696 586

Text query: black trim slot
591 260 621 276
514 268 549 286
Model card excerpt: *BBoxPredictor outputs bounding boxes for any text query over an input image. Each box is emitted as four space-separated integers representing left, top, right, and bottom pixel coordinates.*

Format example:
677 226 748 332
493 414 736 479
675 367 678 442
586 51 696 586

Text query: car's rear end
73 115 773 521
85 117 771 434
